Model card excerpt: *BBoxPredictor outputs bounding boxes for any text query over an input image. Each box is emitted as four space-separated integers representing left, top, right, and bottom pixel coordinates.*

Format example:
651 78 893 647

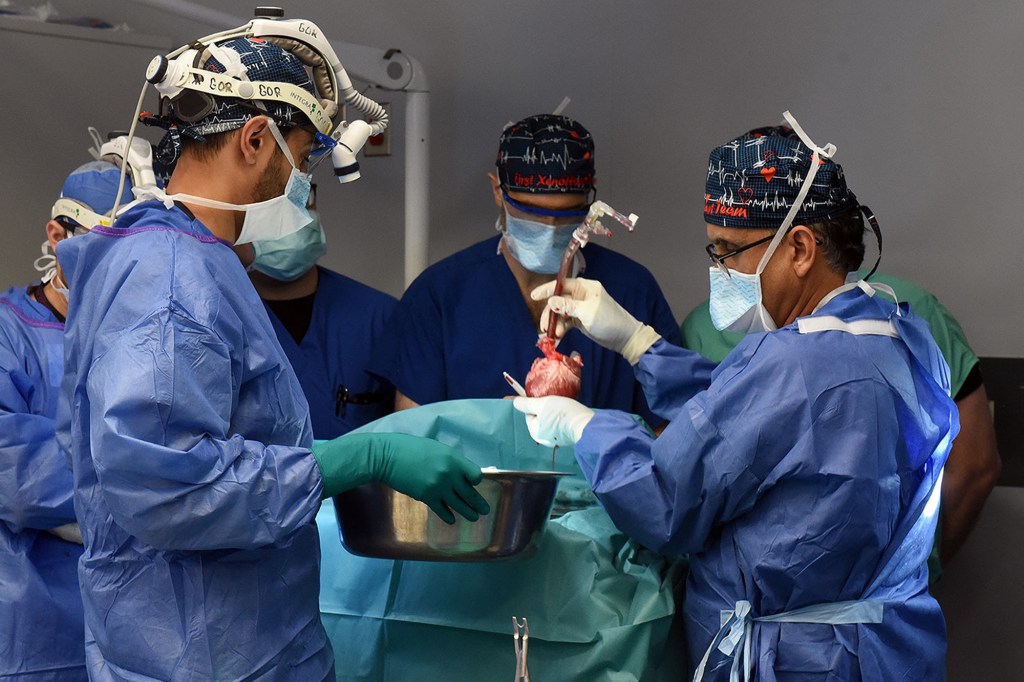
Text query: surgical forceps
512 616 531 681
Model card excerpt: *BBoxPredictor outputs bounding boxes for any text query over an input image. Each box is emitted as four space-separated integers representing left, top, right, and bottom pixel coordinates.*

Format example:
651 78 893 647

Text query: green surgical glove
311 433 490 524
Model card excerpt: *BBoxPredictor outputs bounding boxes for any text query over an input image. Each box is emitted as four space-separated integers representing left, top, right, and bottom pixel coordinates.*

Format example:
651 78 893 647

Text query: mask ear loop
265 118 300 170
859 205 882 279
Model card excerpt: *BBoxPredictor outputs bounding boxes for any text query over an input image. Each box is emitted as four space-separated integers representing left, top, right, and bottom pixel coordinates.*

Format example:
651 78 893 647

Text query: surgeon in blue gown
239 186 396 439
516 123 958 680
55 33 487 682
0 161 128 681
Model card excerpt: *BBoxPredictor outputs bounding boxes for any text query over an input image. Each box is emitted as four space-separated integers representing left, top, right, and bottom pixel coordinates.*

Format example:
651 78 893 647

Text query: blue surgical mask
502 210 579 274
708 266 777 333
250 213 326 281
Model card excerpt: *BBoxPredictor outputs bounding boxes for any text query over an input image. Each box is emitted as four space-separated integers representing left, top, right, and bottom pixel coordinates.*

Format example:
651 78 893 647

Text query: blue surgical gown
263 267 395 440
0 286 86 681
55 202 333 682
368 236 681 425
575 285 958 680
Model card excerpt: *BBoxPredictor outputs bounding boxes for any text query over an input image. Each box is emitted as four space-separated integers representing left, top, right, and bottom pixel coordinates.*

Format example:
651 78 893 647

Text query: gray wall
0 1 1020 678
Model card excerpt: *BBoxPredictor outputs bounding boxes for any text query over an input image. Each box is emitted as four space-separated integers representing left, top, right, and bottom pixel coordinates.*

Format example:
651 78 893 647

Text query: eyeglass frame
705 226 822 278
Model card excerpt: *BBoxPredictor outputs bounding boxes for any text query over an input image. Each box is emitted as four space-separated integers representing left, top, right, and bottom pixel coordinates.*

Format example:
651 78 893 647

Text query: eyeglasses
56 218 84 235
705 233 776 276
706 228 824 278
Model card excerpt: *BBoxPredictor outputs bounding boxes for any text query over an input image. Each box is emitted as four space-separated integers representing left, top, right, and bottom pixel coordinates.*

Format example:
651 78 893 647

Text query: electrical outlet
363 102 391 156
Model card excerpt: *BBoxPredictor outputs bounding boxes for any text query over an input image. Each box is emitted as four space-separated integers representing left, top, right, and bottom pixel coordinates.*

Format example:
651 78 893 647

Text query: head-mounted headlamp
144 9 388 138
51 198 110 232
88 127 158 190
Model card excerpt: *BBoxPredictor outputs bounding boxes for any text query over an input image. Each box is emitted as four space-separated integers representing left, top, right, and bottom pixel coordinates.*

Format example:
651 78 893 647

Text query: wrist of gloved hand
312 432 490 524
513 396 596 448
311 434 380 499
620 324 662 365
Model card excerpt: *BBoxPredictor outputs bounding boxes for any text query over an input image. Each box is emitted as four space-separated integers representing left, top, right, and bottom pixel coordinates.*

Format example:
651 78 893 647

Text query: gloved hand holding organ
523 201 640 397
312 433 490 524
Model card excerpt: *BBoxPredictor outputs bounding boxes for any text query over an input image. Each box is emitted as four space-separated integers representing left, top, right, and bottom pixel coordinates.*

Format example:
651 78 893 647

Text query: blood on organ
525 336 583 399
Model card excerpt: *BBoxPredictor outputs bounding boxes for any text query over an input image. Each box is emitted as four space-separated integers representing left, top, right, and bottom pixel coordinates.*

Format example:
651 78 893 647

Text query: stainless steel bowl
333 469 569 562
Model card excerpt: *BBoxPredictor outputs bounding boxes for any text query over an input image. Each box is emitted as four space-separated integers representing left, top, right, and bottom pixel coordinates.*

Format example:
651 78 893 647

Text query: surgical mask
707 110 837 335
50 272 70 303
501 210 579 274
708 266 776 333
34 238 74 303
250 213 326 281
132 119 312 245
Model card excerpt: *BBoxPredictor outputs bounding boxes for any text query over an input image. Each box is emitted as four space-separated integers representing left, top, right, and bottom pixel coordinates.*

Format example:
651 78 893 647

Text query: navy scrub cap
496 114 595 194
146 37 316 166
704 126 859 229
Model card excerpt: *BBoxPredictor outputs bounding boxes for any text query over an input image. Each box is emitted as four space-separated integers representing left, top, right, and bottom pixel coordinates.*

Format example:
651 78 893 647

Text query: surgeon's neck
500 239 553 328
165 156 245 243
775 269 846 327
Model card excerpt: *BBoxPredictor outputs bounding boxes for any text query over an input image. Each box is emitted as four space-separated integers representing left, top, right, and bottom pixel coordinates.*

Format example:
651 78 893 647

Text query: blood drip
525 336 583 399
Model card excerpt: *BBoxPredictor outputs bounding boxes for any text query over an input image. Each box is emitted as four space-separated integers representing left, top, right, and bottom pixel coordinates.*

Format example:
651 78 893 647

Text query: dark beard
253 153 288 203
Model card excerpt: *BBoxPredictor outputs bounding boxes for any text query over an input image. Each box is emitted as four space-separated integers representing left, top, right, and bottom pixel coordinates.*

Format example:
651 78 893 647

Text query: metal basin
333 469 569 562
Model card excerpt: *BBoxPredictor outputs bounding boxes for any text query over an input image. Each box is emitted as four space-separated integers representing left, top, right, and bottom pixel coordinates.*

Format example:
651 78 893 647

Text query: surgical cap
58 161 131 217
496 114 595 194
167 37 316 137
704 129 858 229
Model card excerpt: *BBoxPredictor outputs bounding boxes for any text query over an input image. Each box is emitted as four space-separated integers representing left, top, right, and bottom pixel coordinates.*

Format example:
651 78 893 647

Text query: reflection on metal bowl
333 469 569 562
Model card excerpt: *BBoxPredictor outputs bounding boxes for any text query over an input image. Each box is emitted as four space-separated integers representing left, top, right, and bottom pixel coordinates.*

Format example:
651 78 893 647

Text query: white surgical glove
513 396 595 447
532 277 661 365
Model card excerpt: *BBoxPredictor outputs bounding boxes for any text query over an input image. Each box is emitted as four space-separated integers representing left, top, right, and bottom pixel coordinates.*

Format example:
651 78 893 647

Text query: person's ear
238 116 272 165
45 220 67 250
487 172 503 210
788 225 818 278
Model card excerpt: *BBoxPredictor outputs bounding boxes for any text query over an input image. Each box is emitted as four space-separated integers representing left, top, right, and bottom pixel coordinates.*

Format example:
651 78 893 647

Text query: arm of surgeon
940 383 1001 563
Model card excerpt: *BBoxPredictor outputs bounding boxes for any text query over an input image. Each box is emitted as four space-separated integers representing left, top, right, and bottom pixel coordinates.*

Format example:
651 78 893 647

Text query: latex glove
532 277 661 365
312 433 490 524
513 396 595 448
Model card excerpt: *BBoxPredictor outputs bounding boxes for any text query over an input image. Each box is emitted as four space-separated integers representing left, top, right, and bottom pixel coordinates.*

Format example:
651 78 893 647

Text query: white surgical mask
501 210 579 274
707 110 837 335
132 119 312 245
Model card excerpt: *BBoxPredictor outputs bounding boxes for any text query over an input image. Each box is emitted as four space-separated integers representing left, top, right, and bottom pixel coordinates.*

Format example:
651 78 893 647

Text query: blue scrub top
0 286 86 680
56 202 332 682
264 267 396 440
369 236 681 425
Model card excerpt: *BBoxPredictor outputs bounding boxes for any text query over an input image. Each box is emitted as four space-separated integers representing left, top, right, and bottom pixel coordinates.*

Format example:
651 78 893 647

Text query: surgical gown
0 286 86 681
680 272 981 584
368 236 681 424
263 266 395 440
576 284 958 680
55 201 333 682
